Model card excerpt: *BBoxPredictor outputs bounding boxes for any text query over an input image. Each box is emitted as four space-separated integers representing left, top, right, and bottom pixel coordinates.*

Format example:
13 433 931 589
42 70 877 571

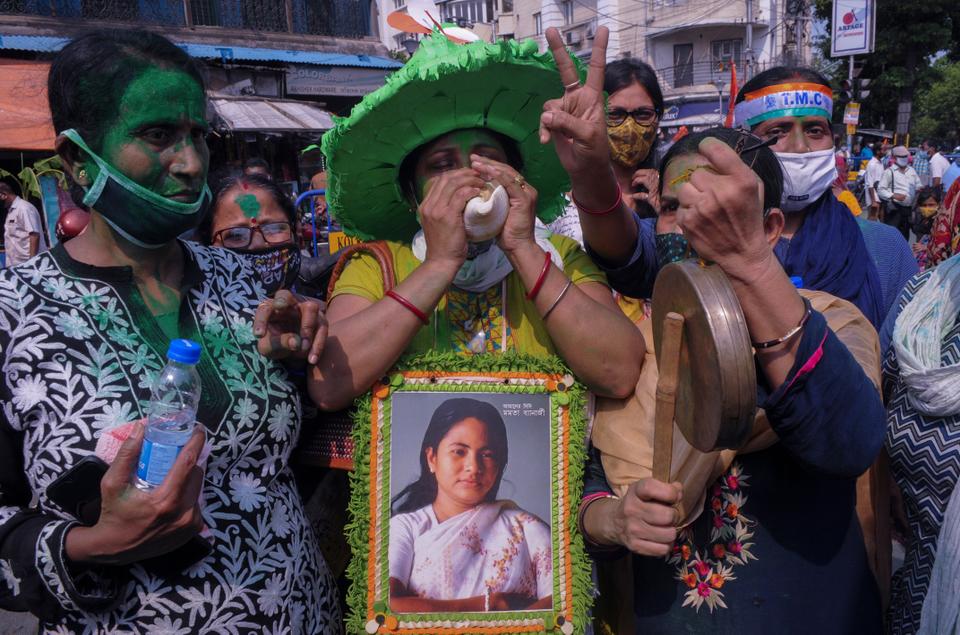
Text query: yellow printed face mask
607 118 656 168
919 204 939 219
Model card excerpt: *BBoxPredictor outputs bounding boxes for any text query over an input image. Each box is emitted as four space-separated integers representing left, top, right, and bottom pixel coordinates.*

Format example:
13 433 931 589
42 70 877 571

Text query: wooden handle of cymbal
653 312 684 483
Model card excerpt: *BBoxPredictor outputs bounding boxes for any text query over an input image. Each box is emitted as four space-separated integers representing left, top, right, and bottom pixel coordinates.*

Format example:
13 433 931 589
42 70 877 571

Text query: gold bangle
578 493 620 549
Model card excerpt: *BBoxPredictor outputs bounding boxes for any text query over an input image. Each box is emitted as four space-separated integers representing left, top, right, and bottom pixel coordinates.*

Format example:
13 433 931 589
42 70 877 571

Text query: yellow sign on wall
328 231 362 253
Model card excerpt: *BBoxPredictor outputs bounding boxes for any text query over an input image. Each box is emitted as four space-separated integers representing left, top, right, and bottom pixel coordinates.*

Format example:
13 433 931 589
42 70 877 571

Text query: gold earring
78 169 88 181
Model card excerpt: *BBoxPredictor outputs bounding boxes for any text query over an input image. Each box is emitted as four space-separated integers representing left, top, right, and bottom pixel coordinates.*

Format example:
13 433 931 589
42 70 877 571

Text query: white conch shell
463 184 509 242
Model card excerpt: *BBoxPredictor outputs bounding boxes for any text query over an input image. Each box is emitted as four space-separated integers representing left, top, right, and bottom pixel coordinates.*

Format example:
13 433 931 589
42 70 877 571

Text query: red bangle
526 250 552 300
572 181 623 216
385 290 429 325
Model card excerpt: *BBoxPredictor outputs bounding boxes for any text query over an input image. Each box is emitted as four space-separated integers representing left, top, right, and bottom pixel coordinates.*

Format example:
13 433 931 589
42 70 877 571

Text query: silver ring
564 80 580 90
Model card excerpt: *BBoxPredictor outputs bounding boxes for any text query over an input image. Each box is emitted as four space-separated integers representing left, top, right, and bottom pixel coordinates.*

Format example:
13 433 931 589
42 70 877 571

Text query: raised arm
538 26 641 269
676 138 884 475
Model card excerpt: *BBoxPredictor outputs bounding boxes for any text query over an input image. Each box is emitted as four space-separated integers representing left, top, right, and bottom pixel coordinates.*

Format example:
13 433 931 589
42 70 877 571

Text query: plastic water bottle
135 339 202 490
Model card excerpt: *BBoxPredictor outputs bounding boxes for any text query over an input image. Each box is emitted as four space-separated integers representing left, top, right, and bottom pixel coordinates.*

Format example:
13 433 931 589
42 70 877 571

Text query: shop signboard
831 0 876 57
286 65 392 97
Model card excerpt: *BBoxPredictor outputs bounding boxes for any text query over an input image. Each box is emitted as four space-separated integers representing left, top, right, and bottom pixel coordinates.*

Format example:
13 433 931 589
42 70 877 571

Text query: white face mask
896 157 909 168
776 148 838 213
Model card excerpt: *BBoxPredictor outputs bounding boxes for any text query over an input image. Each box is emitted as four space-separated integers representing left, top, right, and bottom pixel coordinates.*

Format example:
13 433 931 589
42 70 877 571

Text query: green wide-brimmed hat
321 33 584 242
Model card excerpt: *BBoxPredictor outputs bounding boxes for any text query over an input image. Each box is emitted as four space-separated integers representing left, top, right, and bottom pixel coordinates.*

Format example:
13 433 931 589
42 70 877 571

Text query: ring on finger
513 175 527 190
564 80 580 90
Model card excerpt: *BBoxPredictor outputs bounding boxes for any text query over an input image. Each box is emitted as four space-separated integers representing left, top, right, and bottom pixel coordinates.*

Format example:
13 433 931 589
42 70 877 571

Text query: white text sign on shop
285 65 391 97
831 0 876 57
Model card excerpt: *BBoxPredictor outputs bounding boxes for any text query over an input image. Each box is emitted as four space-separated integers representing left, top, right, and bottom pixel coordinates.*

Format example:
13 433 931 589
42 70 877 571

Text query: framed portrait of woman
346 355 591 635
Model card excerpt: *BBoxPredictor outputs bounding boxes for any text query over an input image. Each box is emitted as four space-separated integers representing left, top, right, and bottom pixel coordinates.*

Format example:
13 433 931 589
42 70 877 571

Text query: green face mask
62 128 211 249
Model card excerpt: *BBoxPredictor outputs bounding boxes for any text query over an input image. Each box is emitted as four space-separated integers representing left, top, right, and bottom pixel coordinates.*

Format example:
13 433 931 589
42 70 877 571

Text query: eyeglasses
606 107 659 127
214 221 293 249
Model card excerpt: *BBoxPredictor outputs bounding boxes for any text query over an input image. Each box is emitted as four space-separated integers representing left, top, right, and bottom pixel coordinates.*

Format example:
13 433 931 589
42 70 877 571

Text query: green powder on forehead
235 193 261 218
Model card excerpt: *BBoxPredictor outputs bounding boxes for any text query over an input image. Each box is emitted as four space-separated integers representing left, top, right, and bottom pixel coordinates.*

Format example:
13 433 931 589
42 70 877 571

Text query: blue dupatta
774 192 884 327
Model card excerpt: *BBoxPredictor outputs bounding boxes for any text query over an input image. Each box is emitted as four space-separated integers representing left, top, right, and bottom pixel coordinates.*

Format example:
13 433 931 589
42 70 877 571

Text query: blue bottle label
136 439 183 485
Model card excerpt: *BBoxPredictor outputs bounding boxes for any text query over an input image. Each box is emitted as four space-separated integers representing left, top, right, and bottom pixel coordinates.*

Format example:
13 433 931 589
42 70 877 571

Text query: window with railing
501 0 512 12
441 0 493 24
711 38 742 71
3 0 373 37
533 11 541 34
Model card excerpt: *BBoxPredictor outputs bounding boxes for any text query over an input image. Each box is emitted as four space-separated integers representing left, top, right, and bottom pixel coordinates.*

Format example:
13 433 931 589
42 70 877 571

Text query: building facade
377 0 812 132
0 0 401 189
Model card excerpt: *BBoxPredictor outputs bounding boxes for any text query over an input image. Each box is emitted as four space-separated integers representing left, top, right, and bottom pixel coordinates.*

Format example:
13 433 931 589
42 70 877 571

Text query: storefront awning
0 60 55 151
210 97 335 132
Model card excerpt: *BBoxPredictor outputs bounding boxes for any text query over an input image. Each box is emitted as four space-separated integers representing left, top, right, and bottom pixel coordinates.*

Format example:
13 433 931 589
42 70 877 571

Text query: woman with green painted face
0 30 340 633
306 29 643 413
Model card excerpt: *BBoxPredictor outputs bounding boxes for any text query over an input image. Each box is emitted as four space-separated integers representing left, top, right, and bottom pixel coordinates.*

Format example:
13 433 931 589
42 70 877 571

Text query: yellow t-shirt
330 236 608 356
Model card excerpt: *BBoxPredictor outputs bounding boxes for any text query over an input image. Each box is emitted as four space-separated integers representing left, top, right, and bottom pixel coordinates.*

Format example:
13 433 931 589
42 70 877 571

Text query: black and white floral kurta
0 242 340 633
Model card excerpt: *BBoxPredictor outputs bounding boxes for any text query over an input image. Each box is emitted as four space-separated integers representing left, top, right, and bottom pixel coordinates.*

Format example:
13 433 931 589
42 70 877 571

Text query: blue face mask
62 128 211 249
655 232 695 266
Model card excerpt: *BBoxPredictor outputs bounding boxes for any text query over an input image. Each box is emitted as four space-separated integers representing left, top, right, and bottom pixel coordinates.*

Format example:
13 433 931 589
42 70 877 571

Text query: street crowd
0 23 958 635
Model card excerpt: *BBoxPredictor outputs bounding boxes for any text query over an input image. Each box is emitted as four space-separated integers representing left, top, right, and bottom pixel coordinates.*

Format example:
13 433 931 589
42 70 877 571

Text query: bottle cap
789 276 803 289
167 339 202 365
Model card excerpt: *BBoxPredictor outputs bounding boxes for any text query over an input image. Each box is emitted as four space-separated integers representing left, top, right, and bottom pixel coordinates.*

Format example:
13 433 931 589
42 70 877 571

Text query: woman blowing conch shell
463 183 509 243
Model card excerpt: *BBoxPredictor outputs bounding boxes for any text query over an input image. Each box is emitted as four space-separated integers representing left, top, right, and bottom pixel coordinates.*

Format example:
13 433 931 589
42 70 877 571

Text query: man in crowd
913 142 931 186
864 141 886 220
927 139 951 194
0 182 46 267
878 145 922 240
242 157 272 179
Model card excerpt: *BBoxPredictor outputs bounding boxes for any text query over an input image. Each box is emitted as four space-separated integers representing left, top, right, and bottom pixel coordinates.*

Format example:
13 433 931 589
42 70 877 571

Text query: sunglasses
606 107 659 127
214 221 294 249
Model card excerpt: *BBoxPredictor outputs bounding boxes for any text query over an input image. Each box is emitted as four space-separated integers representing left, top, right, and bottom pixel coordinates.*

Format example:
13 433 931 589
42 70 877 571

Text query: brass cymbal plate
652 260 757 452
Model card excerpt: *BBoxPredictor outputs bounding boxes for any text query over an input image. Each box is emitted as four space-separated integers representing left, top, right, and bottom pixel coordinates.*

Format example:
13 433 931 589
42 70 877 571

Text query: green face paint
91 67 209 198
235 193 261 219
413 128 507 202
64 67 211 248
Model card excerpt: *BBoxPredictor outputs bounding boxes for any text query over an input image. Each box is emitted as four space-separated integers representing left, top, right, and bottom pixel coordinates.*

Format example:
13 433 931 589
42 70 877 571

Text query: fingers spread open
584 26 609 92
546 27 579 87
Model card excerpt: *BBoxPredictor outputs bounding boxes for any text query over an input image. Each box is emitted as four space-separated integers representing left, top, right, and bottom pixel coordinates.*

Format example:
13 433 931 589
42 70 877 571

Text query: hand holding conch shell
469 154 539 255
463 183 509 242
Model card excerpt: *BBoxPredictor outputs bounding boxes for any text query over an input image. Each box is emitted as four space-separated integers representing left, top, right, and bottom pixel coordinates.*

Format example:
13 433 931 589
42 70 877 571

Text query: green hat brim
321 35 585 243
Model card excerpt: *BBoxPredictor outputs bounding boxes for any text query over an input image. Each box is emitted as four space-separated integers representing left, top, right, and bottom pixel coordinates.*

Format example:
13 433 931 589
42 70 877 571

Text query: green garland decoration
345 351 592 635
321 34 586 243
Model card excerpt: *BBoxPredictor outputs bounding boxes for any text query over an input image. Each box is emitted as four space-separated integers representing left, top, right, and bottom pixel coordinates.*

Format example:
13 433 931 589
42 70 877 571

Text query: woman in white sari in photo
389 397 553 612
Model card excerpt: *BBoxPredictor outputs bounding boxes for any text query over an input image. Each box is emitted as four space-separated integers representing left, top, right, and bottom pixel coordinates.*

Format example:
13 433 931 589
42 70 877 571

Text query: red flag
724 62 738 128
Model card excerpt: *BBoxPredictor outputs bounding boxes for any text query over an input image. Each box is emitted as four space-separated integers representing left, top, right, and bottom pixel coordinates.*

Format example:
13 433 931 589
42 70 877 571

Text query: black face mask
233 244 301 295
62 129 210 249
655 232 695 266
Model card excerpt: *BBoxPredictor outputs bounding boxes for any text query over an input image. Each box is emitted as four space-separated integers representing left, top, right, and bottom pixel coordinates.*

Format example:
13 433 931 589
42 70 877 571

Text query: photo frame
346 353 591 635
